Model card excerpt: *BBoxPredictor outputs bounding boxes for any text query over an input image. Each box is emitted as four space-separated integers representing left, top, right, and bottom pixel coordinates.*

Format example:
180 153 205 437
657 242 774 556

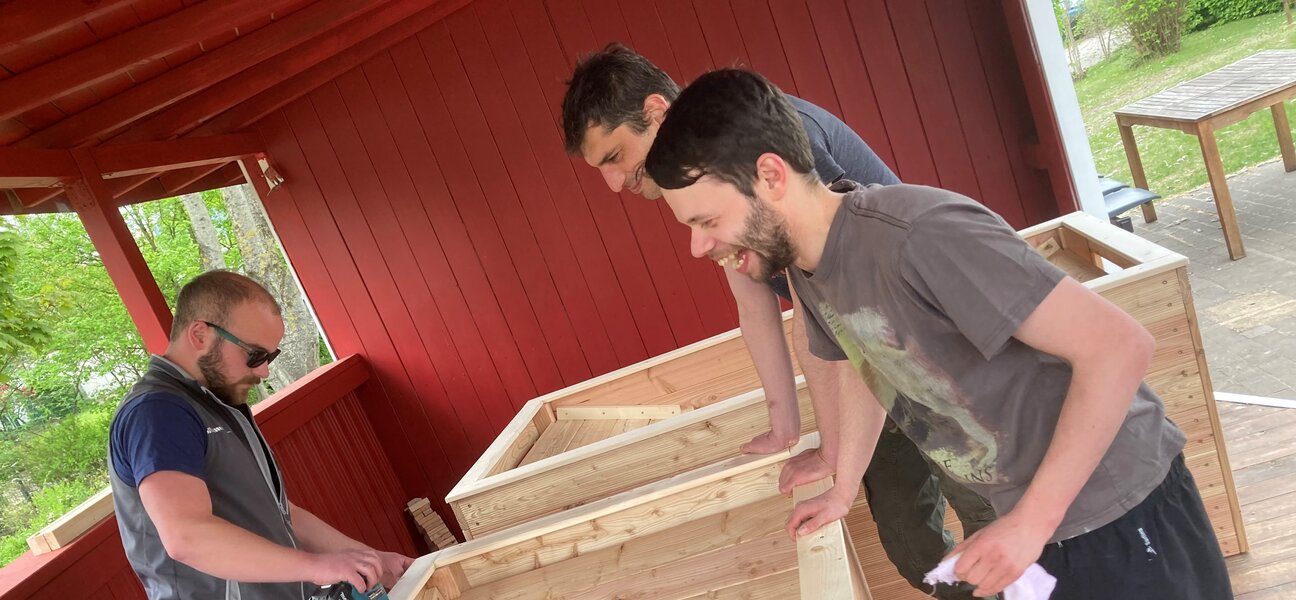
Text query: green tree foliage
1185 0 1283 31
1119 0 1188 57
0 227 50 385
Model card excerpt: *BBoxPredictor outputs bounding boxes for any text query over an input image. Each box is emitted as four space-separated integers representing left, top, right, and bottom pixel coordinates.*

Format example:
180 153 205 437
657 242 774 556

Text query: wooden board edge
1175 267 1249 553
448 399 548 499
446 382 797 502
435 432 822 568
554 405 683 420
26 486 114 554
793 477 869 599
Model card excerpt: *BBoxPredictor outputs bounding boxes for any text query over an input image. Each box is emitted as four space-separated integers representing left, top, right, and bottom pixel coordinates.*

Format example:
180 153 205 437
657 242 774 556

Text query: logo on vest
206 426 227 434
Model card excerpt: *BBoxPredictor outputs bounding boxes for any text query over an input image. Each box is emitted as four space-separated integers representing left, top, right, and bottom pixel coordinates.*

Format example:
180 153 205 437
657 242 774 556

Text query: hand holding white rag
923 553 1056 600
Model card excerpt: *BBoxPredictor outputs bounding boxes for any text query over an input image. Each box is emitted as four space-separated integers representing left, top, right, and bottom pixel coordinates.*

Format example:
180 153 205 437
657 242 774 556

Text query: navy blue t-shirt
766 96 900 301
110 393 208 487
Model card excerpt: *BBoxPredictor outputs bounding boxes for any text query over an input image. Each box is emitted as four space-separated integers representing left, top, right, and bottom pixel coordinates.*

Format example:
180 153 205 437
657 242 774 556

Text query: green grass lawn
1078 13 1296 199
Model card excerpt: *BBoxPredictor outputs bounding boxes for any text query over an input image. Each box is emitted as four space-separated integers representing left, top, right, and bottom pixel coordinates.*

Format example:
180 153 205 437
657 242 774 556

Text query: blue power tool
309 582 389 600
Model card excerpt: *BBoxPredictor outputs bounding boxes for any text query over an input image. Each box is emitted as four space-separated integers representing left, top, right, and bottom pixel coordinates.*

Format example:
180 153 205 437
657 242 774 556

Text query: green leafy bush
1185 0 1283 31
0 478 104 566
1120 0 1188 57
17 402 115 485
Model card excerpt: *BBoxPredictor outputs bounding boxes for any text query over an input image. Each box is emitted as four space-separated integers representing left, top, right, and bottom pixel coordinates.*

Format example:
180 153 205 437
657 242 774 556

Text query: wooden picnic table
1115 49 1296 260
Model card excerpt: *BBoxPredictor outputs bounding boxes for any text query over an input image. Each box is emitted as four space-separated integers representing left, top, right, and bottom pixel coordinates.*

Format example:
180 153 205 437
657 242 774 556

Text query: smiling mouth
714 249 747 271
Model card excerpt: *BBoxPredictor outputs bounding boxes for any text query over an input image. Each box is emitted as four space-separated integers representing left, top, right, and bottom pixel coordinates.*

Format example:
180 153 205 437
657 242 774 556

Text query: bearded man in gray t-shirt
645 68 1233 600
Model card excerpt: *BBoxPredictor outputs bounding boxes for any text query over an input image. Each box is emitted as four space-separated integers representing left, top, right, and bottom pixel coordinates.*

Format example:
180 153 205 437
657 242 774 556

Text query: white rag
922 553 1056 600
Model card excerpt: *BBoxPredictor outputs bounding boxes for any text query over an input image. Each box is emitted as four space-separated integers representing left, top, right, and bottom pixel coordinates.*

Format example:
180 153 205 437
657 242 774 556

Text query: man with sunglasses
108 271 412 599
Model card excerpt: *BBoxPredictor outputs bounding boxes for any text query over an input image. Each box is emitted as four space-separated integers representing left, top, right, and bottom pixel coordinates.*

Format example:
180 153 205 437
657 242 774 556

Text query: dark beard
739 198 796 281
198 344 253 406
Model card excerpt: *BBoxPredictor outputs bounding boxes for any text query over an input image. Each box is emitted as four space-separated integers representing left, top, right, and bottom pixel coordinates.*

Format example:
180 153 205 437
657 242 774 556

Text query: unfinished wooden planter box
448 377 816 539
396 434 869 600
1022 211 1247 556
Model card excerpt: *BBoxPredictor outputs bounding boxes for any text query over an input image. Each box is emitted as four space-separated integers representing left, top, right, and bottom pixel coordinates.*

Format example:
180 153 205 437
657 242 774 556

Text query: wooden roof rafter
0 0 137 58
14 0 404 150
0 0 308 123
111 0 477 145
2 0 477 216
0 134 264 214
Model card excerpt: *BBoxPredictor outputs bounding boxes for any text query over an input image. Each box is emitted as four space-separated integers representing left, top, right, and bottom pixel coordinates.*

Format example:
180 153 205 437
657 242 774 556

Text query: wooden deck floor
1221 400 1296 599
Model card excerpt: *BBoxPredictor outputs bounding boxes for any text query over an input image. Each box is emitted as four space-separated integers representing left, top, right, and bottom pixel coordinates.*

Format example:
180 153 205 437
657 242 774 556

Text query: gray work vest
108 356 306 600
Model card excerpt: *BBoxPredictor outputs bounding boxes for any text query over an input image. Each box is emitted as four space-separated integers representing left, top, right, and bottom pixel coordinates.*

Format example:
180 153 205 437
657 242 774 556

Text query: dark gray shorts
1039 454 1233 600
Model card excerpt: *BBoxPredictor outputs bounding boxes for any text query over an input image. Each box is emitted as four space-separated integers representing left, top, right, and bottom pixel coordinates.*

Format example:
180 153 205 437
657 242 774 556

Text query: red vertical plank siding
650 0 714 82
804 0 895 169
728 0 798 93
579 0 634 52
334 65 515 430
274 393 417 555
478 0 650 366
327 69 509 439
362 51 540 405
885 0 981 199
649 0 742 324
691 1 751 71
999 0 1081 215
925 0 1027 226
252 168 425 507
572 0 710 347
509 0 676 359
420 22 590 388
394 33 568 394
107 570 144 599
259 109 442 501
255 184 364 357
308 81 493 459
284 92 473 475
447 7 622 376
543 0 600 62
845 0 940 186
967 2 1063 226
768 0 843 117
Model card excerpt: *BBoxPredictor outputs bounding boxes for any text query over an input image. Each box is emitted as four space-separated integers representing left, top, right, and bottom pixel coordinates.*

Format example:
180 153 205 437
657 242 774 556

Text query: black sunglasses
203 321 281 368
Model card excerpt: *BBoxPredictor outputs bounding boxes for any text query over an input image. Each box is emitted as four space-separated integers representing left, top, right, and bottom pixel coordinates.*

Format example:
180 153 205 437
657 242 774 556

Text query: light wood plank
555 404 682 420
516 420 582 467
453 399 549 494
564 418 618 453
451 382 815 537
678 569 801 599
453 495 789 600
794 478 870 599
26 486 113 554
439 434 820 586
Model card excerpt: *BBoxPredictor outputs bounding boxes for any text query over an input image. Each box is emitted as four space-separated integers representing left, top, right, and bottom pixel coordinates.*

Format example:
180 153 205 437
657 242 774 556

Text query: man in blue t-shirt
560 44 996 600
108 271 413 600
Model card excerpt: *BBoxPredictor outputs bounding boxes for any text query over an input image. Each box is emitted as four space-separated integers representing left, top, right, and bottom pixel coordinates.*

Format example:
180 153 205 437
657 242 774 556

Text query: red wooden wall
254 0 1067 507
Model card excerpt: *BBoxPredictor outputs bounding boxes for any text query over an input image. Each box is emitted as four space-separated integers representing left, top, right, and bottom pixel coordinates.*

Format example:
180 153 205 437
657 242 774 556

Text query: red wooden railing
0 354 417 600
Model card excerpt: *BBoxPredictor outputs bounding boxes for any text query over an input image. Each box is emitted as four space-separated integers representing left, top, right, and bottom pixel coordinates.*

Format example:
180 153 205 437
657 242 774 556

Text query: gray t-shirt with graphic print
789 180 1186 543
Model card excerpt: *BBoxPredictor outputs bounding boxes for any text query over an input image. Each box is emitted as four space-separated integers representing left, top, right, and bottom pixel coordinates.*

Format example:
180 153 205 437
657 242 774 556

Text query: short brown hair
646 69 816 198
170 270 281 340
561 43 680 155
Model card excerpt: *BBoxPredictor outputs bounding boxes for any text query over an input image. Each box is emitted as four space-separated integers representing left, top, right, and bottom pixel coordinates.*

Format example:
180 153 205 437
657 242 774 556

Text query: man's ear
755 153 790 202
644 93 670 125
184 320 212 352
